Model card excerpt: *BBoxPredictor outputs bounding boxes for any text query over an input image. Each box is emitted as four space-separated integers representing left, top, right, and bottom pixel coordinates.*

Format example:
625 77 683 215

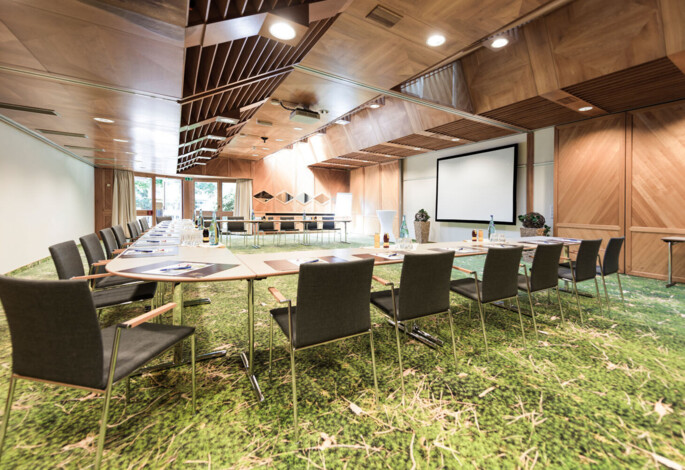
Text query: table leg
172 281 185 363
240 278 264 401
667 241 676 288
252 223 261 249
341 221 350 244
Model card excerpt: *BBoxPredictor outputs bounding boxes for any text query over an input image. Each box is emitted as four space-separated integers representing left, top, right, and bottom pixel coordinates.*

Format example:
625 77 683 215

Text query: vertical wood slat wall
350 161 401 236
555 99 685 281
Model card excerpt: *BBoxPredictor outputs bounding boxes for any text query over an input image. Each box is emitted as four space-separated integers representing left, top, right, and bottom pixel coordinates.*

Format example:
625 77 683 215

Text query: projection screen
435 144 518 224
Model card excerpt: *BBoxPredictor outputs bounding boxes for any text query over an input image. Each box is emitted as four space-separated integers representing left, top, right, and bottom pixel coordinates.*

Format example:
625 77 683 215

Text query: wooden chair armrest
560 257 572 262
112 248 126 254
72 273 115 280
453 266 475 275
119 302 177 328
372 275 393 286
268 287 290 303
92 260 111 266
122 242 134 247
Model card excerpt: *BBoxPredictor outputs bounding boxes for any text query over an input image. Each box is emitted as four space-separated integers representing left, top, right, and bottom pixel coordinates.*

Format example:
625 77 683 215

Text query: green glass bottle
209 211 218 245
399 215 409 239
487 215 496 241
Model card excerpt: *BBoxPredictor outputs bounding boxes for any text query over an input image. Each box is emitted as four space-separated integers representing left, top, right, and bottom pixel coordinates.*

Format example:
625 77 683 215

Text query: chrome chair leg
556 287 565 323
0 377 17 460
290 348 298 439
191 334 196 414
594 277 603 314
393 318 405 404
571 277 583 324
616 273 626 308
447 311 458 367
268 316 274 378
526 290 539 341
369 330 379 403
476 301 489 360
515 297 526 347
125 377 130 404
96 329 121 470
601 272 610 304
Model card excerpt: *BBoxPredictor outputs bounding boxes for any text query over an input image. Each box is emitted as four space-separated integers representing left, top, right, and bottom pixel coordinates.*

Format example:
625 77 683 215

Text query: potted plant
518 212 548 237
414 209 431 243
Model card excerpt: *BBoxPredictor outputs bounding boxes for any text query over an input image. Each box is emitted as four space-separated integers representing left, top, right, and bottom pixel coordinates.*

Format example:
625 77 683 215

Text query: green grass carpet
0 234 683 468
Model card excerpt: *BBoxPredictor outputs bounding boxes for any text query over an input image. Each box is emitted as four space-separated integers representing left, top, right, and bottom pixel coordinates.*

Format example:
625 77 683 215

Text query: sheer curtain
112 170 136 237
234 179 252 218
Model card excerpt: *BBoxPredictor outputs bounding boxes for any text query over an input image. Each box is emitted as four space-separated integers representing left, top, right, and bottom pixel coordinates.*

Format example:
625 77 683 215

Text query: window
156 178 182 220
222 182 236 212
195 181 218 212
134 176 152 211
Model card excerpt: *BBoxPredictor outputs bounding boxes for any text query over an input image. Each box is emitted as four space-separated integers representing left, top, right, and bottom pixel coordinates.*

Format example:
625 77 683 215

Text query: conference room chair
99 227 124 259
451 246 525 359
370 251 457 401
517 243 565 337
79 233 143 289
112 225 132 248
557 238 603 323
156 215 172 223
258 219 278 245
127 221 141 240
267 259 378 436
49 240 157 311
278 217 299 245
304 219 322 244
0 276 195 470
137 219 148 234
224 219 248 247
139 218 150 232
597 237 626 309
322 217 340 242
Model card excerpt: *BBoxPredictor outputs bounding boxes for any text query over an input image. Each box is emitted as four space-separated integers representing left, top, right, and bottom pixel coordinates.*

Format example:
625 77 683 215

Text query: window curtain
112 170 136 237
234 179 253 226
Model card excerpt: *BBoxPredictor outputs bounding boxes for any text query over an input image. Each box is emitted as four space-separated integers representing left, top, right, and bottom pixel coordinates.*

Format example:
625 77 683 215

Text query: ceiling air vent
366 5 403 28
0 102 57 115
37 129 87 138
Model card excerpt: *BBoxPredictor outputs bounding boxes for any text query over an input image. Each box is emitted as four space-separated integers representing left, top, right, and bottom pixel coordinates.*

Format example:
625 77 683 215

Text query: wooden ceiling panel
389 133 462 150
362 144 425 157
340 152 401 163
481 96 585 130
428 118 517 141
562 58 685 113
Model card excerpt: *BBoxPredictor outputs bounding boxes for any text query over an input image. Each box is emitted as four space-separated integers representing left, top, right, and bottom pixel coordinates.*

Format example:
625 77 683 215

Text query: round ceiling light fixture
94 117 114 123
269 22 296 40
369 103 380 109
426 34 446 47
491 37 509 49
578 106 593 112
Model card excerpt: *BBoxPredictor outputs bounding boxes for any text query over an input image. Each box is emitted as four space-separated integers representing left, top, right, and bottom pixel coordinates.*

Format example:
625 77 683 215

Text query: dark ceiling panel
389 133 463 150
427 118 516 141
361 144 424 157
481 96 584 130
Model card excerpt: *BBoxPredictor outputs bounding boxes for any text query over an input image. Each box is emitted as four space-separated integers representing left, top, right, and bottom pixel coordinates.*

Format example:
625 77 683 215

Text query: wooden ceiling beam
180 66 291 104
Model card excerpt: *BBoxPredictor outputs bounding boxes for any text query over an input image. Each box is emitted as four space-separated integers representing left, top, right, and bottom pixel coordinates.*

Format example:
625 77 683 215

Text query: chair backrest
112 225 128 246
0 276 105 389
156 216 172 223
79 233 107 269
528 243 564 292
227 221 246 232
601 237 624 275
397 251 455 321
322 217 335 229
280 217 295 231
480 246 524 303
99 228 119 257
127 222 140 239
573 239 602 282
49 240 85 279
139 218 149 231
259 221 274 231
306 221 318 230
294 258 374 349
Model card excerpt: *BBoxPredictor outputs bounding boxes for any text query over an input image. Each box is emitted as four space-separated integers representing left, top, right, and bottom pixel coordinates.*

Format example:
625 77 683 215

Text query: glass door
156 177 182 221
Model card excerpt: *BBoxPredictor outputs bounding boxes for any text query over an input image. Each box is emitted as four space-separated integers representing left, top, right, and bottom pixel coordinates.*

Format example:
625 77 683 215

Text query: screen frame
434 143 518 225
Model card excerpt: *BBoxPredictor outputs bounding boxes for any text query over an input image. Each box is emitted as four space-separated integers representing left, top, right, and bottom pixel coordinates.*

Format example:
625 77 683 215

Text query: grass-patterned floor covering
0 234 683 469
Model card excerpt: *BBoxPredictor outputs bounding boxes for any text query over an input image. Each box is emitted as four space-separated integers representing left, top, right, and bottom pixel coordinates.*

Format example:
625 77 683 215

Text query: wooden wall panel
380 161 401 235
555 114 626 270
627 101 685 281
94 168 114 234
349 161 401 236
350 168 365 234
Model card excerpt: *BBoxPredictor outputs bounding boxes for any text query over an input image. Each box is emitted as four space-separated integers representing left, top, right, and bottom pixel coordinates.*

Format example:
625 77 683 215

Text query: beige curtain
112 170 136 237
234 179 252 218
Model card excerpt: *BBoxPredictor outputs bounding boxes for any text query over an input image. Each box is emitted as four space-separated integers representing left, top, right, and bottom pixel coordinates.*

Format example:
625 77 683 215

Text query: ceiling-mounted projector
290 108 320 124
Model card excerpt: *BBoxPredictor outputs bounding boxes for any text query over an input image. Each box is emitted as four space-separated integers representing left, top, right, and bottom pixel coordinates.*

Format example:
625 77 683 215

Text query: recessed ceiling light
578 106 593 112
216 116 239 124
269 22 296 40
262 147 269 150
275 138 284 142
369 104 380 109
426 34 446 47
413 147 421 150
451 138 460 142
293 127 303 131
252 154 259 157
93 117 114 123
113 138 128 143
125 151 135 155
491 37 509 49
335 118 351 125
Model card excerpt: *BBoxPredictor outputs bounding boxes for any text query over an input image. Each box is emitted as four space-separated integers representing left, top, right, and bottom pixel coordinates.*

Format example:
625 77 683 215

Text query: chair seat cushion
558 266 574 281
517 273 531 291
450 278 481 301
101 323 194 387
369 288 400 317
95 275 142 289
92 282 156 309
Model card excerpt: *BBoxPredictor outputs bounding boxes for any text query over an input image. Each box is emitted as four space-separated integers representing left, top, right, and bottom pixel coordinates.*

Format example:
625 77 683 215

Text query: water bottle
209 211 218 245
399 215 409 238
488 215 496 241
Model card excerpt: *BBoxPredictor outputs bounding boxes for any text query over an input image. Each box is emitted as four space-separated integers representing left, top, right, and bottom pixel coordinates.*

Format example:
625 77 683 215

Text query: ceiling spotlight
252 154 259 157
113 138 128 143
451 138 460 142
335 117 351 125
94 117 114 123
293 127 303 131
426 34 446 47
491 37 509 49
369 104 380 109
262 147 269 150
216 116 239 124
413 147 421 150
269 22 296 40
578 106 593 112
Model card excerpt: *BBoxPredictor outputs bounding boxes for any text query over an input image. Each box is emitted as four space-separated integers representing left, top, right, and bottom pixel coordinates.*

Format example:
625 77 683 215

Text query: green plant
414 209 430 222
518 211 546 228
543 224 551 236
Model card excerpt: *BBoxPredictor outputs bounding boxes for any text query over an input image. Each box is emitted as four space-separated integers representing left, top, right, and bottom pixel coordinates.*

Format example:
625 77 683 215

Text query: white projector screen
435 144 518 224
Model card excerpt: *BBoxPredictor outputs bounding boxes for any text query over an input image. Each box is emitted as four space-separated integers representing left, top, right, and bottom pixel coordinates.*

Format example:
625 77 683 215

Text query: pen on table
160 264 192 272
300 259 318 264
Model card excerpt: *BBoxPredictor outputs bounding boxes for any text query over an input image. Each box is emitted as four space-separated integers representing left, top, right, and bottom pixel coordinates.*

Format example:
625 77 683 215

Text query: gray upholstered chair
451 246 525 358
370 251 457 401
268 258 378 435
139 218 150 231
304 219 322 244
79 233 144 289
99 227 124 259
0 276 195 470
112 225 131 248
518 242 565 334
156 216 172 223
278 217 299 245
322 217 340 242
258 219 278 245
49 241 156 310
225 220 247 247
597 237 626 308
558 239 603 322
127 221 141 240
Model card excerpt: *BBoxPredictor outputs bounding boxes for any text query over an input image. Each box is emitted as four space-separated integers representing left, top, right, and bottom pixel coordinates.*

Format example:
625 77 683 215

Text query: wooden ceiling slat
197 44 218 94
257 41 287 75
210 41 233 91
222 38 247 85
428 119 516 142
215 0 231 19
362 144 424 158
239 37 270 81
480 96 583 130
231 36 260 83
388 133 461 151
183 46 202 98
250 40 279 77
